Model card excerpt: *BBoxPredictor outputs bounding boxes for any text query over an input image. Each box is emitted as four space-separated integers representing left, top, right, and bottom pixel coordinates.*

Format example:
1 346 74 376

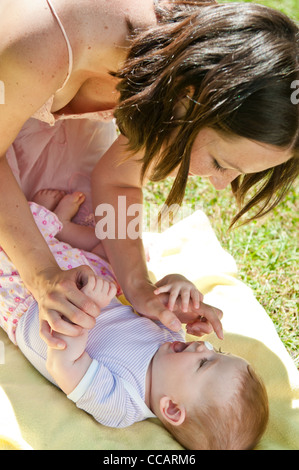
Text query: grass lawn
222 0 299 21
144 0 298 367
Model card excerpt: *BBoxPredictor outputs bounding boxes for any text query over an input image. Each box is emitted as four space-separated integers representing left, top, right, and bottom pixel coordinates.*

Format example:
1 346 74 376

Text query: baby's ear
159 397 186 426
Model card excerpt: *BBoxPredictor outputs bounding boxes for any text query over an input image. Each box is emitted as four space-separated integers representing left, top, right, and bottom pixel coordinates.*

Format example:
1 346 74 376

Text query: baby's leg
54 192 100 251
54 191 85 224
32 189 66 211
90 242 109 262
33 189 108 257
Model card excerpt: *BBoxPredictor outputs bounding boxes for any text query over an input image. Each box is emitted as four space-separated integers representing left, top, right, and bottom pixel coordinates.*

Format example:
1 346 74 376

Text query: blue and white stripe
16 297 185 428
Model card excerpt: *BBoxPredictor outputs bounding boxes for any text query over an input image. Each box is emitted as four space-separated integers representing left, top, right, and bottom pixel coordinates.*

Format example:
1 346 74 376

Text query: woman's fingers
186 318 213 337
192 302 224 340
138 294 182 332
43 286 97 326
157 307 182 332
39 318 69 350
37 267 102 348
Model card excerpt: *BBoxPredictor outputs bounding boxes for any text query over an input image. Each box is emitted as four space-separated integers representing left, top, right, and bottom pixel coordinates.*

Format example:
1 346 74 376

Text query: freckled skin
0 0 294 349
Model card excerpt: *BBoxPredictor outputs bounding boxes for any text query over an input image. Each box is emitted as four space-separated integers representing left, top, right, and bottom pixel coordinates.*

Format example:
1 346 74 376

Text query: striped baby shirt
16 296 185 428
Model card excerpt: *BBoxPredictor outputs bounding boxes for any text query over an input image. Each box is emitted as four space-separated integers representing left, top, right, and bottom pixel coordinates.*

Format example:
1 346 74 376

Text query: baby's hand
154 274 223 340
81 276 117 315
154 274 203 313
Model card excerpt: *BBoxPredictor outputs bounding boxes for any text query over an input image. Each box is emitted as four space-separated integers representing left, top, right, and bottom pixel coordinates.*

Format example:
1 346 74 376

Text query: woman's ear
159 396 186 426
173 86 196 119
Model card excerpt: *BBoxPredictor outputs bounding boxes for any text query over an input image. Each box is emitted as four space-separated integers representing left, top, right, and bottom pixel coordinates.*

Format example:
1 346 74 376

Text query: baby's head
150 341 269 450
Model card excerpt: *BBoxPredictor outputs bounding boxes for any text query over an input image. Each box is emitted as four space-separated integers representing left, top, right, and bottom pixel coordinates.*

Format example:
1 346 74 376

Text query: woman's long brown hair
114 1 299 226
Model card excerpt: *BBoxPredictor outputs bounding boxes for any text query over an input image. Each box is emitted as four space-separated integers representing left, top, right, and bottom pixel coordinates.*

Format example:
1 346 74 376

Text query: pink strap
46 0 73 91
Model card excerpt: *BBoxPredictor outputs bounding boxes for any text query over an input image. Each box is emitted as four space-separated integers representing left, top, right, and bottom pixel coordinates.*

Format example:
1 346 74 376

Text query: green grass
220 0 299 20
144 178 299 368
144 0 298 367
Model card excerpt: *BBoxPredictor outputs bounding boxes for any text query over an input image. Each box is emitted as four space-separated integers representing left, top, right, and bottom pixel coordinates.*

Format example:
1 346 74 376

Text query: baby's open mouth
171 341 189 353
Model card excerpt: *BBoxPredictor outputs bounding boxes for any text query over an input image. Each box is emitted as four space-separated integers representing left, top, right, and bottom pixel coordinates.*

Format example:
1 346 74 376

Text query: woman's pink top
33 0 115 126
6 0 119 227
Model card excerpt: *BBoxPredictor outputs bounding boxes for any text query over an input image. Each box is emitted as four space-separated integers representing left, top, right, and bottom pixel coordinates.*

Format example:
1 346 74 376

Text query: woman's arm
0 157 98 347
92 135 185 332
0 157 59 297
92 136 224 336
0 13 99 348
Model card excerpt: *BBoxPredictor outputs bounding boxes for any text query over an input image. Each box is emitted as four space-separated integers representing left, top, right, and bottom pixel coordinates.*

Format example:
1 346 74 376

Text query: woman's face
188 128 292 190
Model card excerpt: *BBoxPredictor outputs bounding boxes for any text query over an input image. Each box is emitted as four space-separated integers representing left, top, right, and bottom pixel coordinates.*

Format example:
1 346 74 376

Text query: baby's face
151 341 249 411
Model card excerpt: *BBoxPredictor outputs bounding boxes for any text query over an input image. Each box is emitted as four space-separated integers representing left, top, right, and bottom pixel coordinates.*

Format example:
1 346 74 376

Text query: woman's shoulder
0 0 69 89
79 0 157 43
0 0 73 134
0 0 156 66
109 0 157 27
70 0 157 73
0 0 63 49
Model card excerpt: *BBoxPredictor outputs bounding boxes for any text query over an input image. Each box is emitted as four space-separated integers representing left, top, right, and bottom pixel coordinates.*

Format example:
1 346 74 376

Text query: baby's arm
46 277 117 395
46 328 92 395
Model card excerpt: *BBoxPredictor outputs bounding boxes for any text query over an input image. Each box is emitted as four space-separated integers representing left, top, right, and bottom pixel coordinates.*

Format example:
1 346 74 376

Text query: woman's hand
127 279 183 332
35 265 100 349
184 301 223 339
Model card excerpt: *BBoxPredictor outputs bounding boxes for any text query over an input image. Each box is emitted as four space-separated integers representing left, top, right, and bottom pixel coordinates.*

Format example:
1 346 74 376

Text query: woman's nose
209 170 240 190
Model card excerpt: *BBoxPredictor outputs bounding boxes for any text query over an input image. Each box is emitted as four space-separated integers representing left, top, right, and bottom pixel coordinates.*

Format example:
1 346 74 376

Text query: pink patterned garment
0 203 121 344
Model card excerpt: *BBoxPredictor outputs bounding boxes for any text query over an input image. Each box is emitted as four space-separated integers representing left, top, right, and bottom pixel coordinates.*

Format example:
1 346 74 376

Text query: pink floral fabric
0 202 121 344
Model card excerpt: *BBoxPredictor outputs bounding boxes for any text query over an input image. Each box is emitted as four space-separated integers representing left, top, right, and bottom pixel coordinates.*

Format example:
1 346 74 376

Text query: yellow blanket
0 210 298 450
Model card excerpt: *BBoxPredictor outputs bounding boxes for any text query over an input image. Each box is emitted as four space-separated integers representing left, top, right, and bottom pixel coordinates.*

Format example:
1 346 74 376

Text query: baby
46 274 269 451
0 190 269 450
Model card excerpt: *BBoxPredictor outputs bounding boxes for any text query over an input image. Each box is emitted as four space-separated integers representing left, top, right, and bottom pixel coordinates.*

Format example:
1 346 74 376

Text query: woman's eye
212 159 226 173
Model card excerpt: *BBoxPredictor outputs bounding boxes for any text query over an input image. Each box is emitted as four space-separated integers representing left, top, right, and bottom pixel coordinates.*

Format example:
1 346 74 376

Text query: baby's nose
187 341 213 351
192 341 214 352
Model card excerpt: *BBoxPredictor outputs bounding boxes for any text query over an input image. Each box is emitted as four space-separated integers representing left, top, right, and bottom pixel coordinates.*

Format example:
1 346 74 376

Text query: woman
0 0 298 348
